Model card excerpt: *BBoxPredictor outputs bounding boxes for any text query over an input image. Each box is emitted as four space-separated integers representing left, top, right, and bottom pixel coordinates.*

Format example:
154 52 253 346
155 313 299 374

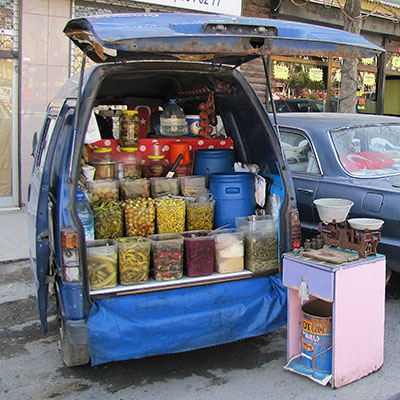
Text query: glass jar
89 147 117 180
119 110 139 148
142 140 169 178
117 147 143 179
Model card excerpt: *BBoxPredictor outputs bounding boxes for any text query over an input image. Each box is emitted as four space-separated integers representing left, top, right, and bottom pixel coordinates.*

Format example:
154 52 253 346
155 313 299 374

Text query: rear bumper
65 319 88 347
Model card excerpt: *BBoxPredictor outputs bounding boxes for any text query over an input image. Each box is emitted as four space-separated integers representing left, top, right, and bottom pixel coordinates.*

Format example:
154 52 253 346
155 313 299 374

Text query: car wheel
58 306 90 367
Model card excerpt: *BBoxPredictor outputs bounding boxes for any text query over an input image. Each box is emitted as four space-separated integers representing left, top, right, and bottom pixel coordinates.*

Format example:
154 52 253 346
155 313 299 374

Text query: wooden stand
283 252 385 388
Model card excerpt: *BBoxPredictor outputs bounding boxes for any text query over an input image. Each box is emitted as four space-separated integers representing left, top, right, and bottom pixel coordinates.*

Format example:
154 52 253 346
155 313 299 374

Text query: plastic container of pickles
179 175 207 198
214 230 244 273
186 200 214 231
183 230 215 277
150 177 179 198
149 233 184 281
86 239 118 290
120 178 150 200
88 179 119 202
117 237 150 285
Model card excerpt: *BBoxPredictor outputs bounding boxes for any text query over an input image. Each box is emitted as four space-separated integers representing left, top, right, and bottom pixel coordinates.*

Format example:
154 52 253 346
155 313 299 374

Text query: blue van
27 13 382 366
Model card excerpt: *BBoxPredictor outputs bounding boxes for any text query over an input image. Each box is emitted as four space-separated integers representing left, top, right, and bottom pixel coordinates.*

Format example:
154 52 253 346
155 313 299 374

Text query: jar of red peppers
149 233 184 281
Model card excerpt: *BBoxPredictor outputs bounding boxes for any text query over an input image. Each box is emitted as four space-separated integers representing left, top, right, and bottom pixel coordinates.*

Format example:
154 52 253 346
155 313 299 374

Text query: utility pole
339 0 362 113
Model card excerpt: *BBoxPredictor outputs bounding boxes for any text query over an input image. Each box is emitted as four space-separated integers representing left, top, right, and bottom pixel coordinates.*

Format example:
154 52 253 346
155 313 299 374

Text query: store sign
131 0 242 16
361 57 374 66
334 69 341 82
392 56 400 69
273 64 289 80
363 73 375 87
309 67 323 82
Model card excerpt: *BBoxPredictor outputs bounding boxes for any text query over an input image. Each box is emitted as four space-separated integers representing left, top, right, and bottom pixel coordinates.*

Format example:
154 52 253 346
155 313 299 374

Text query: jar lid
121 110 139 115
93 147 112 153
120 147 138 152
147 155 165 159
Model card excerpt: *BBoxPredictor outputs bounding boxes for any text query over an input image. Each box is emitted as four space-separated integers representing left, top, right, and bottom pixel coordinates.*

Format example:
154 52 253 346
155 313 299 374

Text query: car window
281 130 320 174
330 124 400 177
35 118 56 172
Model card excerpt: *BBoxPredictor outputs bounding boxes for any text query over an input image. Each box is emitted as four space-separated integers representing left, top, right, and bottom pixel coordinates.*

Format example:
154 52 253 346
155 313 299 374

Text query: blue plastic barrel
301 300 332 373
193 149 234 176
209 172 255 229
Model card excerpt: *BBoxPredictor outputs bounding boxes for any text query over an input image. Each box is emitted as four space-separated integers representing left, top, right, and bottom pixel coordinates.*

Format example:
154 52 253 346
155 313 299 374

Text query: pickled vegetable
118 237 150 285
215 232 244 273
119 110 139 148
186 200 214 231
150 177 179 198
120 178 150 200
183 231 215 277
156 197 186 233
88 180 119 202
244 234 278 273
87 251 117 290
92 200 123 239
123 197 155 237
149 234 184 281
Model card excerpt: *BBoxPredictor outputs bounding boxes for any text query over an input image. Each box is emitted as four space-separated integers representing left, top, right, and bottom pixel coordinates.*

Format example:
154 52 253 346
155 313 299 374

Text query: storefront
0 1 19 208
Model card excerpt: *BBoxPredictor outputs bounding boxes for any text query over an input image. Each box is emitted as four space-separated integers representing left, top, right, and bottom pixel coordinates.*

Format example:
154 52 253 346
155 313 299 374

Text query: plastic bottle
160 99 187 137
76 188 95 241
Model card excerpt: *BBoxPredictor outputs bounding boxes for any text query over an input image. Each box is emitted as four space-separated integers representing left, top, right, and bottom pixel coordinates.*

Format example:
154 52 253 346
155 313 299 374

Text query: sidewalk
0 209 29 262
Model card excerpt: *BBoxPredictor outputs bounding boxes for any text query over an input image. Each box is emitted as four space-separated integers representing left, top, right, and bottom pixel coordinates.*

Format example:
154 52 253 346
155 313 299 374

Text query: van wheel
58 311 90 367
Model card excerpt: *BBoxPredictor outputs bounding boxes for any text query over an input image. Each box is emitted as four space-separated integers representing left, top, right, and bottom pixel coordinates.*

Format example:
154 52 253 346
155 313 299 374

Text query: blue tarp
87 274 287 366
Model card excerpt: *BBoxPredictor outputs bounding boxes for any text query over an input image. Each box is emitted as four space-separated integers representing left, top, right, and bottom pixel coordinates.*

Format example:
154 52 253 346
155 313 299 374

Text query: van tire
58 314 90 367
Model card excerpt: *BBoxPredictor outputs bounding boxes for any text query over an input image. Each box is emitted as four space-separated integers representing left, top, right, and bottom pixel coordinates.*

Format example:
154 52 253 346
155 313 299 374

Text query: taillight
61 229 81 283
290 210 302 249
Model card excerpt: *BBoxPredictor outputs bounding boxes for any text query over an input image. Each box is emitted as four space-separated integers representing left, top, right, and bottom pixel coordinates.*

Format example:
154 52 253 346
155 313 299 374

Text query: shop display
118 237 150 285
149 233 184 281
143 140 169 178
123 197 156 237
150 177 179 198
88 179 119 201
89 147 117 180
183 231 215 277
120 178 150 200
155 197 186 233
186 200 214 231
215 231 244 273
117 147 143 179
119 110 139 148
86 239 118 290
92 200 124 239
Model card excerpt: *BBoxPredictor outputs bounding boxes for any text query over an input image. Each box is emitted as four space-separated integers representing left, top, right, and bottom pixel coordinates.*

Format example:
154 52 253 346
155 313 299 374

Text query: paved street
1 259 400 400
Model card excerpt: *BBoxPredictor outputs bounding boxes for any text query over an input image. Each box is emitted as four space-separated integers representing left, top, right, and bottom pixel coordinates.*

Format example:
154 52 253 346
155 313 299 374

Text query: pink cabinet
283 252 386 388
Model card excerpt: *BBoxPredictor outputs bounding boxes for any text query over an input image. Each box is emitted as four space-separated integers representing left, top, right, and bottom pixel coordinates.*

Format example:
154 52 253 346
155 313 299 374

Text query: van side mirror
31 131 37 157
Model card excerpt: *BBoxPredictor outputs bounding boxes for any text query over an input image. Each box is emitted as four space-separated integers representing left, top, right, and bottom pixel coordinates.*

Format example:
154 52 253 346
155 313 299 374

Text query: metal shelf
90 270 258 298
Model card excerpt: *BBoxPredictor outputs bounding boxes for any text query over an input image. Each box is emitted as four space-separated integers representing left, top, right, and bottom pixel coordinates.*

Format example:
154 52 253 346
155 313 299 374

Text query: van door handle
297 188 314 195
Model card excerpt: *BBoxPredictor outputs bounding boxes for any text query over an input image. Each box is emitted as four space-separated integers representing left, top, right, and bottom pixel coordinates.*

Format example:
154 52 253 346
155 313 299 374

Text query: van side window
281 130 320 174
35 118 56 171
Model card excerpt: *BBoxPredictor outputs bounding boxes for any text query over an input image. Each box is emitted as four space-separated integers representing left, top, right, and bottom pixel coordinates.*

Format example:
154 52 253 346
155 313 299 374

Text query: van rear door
63 13 382 65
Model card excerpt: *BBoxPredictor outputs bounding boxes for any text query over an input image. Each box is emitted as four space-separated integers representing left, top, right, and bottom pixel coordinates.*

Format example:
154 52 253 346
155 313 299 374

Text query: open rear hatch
64 13 383 65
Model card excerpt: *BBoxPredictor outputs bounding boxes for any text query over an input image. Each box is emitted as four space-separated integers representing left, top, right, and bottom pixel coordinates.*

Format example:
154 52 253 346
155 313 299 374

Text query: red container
183 231 215 277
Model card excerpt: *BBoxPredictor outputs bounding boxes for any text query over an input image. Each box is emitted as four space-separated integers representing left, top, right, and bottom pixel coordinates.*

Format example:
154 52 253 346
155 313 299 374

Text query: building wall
20 0 70 206
241 0 271 104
